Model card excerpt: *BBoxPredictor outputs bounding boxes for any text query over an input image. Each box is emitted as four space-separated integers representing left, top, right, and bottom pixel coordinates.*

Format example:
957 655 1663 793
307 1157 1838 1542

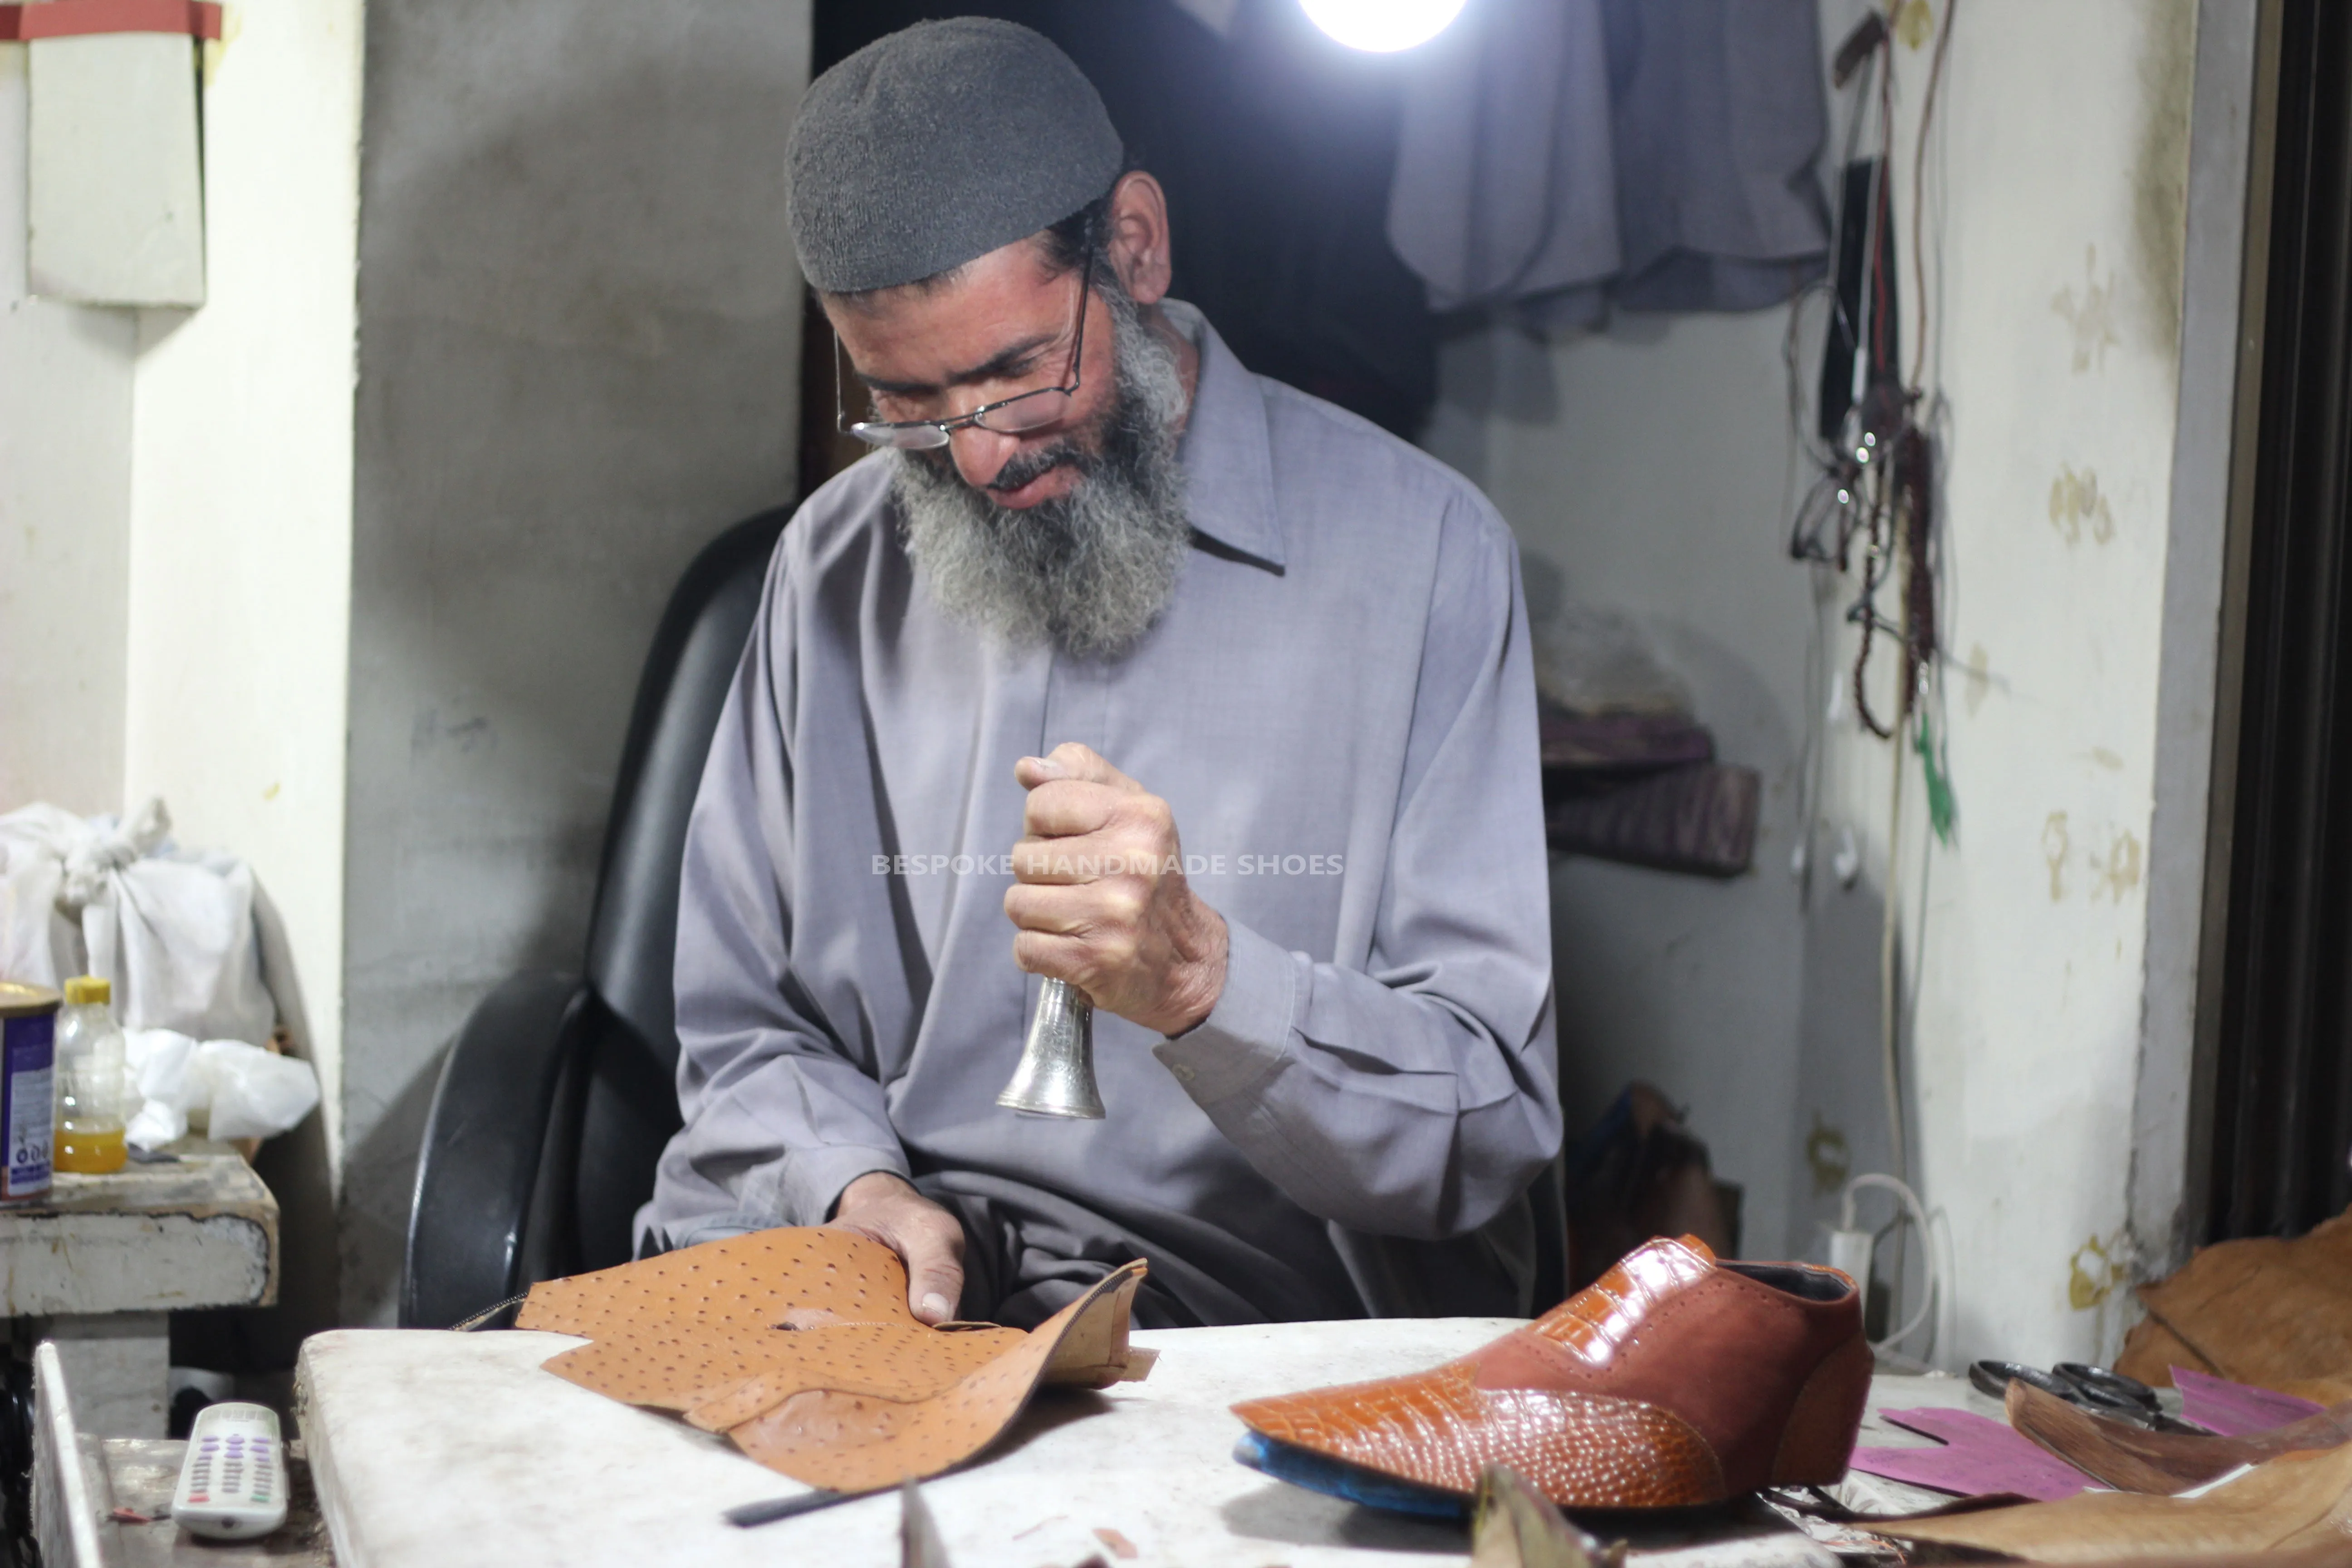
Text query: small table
292 1320 1872 1568
9 1143 278 1436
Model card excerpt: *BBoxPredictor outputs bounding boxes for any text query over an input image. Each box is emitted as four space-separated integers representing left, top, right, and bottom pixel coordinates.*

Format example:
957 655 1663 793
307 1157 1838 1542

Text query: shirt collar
1166 300 1285 571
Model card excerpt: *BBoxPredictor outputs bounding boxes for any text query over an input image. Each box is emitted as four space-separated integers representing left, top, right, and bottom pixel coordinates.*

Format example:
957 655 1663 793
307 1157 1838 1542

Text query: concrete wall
1426 0 2232 1365
0 45 134 818
341 0 811 1323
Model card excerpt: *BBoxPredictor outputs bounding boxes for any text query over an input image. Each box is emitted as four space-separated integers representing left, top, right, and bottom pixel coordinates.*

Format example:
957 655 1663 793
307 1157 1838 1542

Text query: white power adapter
1826 1225 1876 1303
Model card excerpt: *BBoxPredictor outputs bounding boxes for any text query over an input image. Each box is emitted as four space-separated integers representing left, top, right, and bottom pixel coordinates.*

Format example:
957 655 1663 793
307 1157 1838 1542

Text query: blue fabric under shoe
1231 1430 1469 1519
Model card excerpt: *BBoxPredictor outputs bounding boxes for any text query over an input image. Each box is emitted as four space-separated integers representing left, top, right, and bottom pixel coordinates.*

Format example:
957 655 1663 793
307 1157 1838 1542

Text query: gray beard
890 293 1191 661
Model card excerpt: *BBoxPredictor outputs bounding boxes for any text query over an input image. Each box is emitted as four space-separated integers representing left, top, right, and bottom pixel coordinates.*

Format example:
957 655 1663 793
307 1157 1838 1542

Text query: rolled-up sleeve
1154 493 1560 1241
638 536 908 1253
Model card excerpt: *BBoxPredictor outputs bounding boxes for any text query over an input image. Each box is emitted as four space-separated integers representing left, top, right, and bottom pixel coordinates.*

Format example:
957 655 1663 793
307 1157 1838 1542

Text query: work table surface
294 1320 1968 1568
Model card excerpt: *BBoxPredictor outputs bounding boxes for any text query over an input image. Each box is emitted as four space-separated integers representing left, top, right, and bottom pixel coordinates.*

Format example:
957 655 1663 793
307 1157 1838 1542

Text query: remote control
172 1402 287 1540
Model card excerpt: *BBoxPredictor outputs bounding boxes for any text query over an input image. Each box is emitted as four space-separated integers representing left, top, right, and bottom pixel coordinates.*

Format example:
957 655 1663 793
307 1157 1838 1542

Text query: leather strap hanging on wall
0 0 222 41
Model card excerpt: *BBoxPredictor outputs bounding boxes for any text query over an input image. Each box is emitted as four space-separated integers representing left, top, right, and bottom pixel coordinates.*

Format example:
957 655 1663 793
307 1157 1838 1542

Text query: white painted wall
1852 0 2205 1367
0 12 365 1356
1426 0 2219 1365
123 0 365 1159
0 44 135 818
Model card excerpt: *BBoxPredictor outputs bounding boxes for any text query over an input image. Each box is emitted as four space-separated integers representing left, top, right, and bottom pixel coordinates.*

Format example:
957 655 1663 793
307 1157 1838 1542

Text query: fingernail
921 1293 951 1321
1028 755 1066 779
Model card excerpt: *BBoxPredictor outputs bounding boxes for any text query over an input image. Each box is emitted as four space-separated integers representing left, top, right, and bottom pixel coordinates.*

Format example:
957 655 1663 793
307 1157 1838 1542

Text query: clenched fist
1005 742 1229 1036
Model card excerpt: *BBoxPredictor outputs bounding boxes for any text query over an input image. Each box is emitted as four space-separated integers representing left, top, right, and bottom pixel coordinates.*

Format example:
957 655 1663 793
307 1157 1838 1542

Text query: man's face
826 239 1119 510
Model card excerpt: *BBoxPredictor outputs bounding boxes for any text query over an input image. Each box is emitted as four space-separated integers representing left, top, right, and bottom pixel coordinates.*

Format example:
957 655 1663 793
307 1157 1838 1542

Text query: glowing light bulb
1299 0 1468 52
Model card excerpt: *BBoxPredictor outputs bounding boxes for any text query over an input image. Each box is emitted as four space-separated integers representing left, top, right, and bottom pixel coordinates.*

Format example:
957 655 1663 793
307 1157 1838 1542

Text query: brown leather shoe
1231 1236 1869 1508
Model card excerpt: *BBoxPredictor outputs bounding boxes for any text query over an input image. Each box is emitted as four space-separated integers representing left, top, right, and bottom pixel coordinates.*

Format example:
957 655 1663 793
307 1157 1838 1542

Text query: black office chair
402 502 1568 1328
400 507 786 1328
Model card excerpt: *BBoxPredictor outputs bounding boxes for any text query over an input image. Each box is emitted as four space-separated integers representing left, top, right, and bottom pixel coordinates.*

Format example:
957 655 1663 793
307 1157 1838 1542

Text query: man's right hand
827 1171 966 1325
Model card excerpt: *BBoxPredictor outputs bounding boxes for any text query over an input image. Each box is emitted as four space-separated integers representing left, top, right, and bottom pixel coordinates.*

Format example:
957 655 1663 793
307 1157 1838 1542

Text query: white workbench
293 1320 1873 1568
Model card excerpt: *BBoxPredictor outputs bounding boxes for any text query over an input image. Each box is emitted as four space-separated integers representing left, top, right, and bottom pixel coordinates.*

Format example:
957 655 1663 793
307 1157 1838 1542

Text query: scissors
1968 1359 2205 1432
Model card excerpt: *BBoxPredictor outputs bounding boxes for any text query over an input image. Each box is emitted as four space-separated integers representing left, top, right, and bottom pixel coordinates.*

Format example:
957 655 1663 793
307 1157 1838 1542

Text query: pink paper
1846 1406 2096 1502
2172 1366 2326 1437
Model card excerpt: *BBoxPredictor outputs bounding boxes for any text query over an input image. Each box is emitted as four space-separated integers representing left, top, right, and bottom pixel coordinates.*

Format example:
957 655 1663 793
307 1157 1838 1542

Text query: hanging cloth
1385 0 1830 325
1384 0 1622 328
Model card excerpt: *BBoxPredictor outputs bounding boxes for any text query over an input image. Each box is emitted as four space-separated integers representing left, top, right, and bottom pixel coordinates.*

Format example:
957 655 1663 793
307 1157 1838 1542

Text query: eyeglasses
835 255 1093 450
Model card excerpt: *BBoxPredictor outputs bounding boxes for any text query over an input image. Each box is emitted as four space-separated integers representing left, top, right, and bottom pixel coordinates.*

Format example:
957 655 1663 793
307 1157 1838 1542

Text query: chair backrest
533 507 789 1279
585 507 790 1070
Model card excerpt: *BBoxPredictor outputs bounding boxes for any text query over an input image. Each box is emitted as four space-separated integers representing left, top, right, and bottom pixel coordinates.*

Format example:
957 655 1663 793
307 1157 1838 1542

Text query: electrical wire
1784 0 1963 1235
1909 0 1960 391
1840 1172 1940 1350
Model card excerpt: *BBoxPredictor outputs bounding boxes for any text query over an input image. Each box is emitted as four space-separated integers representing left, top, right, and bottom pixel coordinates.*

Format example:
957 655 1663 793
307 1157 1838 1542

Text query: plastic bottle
54 976 128 1175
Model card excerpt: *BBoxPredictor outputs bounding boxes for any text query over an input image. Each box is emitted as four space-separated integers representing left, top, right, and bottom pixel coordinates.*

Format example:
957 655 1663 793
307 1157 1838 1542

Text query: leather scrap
2117 1207 2352 1391
2176 1367 2328 1436
547 1321 1024 1414
723 1265 1144 1493
518 1228 1148 1491
518 1226 921 1336
1883 1440 2352 1562
1469 1464 1626 1568
2007 1379 2352 1495
1847 1405 2095 1500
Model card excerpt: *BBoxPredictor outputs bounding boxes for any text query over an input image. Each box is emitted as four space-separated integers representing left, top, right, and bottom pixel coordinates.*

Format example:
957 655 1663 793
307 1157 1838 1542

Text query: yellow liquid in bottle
55 1123 126 1175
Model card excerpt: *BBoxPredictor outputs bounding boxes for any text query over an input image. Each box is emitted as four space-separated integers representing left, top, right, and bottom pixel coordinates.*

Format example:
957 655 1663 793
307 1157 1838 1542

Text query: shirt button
1172 1064 1197 1083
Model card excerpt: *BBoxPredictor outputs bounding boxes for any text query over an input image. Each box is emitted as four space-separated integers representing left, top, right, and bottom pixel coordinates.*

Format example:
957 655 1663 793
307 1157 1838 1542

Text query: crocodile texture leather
1233 1236 1867 1509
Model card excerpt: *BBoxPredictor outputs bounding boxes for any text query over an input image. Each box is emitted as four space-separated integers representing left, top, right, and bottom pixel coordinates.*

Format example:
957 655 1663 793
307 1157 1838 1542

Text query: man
642 17 1560 1329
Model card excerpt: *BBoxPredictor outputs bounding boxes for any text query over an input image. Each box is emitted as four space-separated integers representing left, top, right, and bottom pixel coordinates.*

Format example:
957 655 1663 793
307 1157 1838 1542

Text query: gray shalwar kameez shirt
642 304 1560 1327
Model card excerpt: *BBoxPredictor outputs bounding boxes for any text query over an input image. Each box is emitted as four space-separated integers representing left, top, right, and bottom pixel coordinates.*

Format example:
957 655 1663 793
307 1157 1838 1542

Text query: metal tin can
0 982 59 1203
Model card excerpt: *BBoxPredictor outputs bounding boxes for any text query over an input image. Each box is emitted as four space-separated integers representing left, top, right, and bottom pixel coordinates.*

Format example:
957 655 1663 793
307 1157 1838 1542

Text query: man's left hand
1007 742 1228 1036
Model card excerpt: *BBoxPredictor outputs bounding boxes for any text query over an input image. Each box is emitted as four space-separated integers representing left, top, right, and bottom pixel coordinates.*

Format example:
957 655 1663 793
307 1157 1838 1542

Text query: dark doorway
2200 0 2352 1243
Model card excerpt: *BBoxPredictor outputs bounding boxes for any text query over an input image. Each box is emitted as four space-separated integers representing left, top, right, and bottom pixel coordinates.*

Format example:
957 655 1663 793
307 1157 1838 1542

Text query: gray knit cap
787 18 1123 295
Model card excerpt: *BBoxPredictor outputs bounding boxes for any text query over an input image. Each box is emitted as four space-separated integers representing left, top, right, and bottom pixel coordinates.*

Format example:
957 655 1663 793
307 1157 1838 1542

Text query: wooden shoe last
1232 1236 1867 1508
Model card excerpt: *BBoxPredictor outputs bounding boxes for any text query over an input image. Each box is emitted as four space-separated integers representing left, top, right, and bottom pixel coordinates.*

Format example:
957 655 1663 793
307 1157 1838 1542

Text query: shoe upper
1232 1236 1871 1506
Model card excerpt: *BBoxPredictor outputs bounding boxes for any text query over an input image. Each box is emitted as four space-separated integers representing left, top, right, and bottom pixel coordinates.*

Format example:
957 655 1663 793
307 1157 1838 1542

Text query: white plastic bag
196 1041 320 1144
122 1028 200 1150
119 1029 318 1152
0 799 300 1046
125 1100 187 1153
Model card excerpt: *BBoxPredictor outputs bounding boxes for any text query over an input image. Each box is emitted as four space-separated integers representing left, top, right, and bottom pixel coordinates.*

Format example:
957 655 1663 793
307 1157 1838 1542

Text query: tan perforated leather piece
517 1227 919 1337
1232 1236 1866 1509
518 1228 1147 1491
726 1267 1143 1493
546 1321 1025 1413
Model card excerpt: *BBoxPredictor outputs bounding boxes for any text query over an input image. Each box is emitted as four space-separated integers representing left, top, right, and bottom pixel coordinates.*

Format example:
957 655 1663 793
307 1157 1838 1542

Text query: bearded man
642 17 1561 1329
